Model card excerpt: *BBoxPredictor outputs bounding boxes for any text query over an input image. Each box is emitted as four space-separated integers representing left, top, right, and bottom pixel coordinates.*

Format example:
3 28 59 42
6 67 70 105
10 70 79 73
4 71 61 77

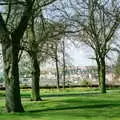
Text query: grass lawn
0 88 120 120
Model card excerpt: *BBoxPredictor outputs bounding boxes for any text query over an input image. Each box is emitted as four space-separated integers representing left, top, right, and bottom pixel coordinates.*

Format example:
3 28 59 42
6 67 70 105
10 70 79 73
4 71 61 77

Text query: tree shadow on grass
28 103 119 113
19 91 101 99
4 103 120 120
41 91 100 98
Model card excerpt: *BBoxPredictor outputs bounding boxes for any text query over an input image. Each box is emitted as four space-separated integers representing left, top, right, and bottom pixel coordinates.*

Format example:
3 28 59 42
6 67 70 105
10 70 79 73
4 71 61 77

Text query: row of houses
0 66 119 87
18 66 119 87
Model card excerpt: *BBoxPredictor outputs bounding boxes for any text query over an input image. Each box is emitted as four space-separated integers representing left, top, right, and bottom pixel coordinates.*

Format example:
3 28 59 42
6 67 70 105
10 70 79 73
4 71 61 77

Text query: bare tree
0 0 35 112
0 0 58 112
56 0 120 93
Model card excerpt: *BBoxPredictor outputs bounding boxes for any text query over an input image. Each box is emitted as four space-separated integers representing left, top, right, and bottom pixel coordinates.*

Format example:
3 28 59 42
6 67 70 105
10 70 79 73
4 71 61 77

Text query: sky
68 46 96 66
0 1 118 68
0 2 95 69
65 40 97 66
65 40 117 67
42 0 97 67
43 1 118 67
68 45 117 67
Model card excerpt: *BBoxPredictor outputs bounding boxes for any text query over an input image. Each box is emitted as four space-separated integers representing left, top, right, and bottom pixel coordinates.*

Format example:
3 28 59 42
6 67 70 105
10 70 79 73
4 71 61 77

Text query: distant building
0 66 119 87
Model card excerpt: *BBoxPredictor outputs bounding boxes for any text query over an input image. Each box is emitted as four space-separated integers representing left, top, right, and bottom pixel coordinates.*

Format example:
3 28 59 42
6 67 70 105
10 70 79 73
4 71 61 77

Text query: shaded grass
0 87 100 98
0 88 120 120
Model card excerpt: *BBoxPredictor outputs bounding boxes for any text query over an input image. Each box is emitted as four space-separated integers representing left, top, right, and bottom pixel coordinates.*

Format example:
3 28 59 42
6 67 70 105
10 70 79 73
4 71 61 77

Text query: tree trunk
2 38 24 112
0 1 34 112
55 57 60 89
31 53 41 101
97 58 106 93
55 45 60 89
96 59 101 88
100 58 106 93
62 41 66 89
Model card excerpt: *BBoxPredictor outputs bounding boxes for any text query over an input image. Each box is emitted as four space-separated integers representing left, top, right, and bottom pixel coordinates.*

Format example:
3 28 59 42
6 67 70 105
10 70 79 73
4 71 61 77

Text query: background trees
55 0 120 93
0 0 120 113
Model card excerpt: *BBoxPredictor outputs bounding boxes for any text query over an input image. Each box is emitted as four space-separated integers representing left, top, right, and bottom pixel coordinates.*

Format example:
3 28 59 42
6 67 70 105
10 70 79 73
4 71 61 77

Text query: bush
80 79 92 87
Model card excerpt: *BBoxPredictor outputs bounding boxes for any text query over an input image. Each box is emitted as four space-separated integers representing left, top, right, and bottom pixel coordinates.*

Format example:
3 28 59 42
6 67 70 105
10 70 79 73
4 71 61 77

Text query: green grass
0 87 100 98
0 88 120 120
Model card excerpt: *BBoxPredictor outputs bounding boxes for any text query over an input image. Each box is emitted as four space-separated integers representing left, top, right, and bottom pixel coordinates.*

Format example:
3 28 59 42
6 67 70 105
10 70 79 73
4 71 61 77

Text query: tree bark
55 45 60 89
0 0 34 112
99 58 106 93
97 58 106 93
62 41 66 89
2 37 24 112
30 53 41 101
96 59 101 88
0 14 24 112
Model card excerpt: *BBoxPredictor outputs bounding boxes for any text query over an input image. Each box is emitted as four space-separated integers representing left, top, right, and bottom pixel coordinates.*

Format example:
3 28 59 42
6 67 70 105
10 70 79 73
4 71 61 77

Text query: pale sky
65 40 97 66
68 46 96 66
0 2 117 68
65 40 117 67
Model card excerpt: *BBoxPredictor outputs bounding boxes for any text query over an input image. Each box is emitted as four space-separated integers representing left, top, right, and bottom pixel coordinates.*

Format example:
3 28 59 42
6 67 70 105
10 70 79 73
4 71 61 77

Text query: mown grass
0 87 99 98
0 88 120 120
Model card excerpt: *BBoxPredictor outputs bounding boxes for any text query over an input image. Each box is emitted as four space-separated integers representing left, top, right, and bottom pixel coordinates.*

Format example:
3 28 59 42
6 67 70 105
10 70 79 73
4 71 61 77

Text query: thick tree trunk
97 60 101 88
0 1 34 112
97 58 106 93
31 53 41 101
99 58 106 93
2 39 24 112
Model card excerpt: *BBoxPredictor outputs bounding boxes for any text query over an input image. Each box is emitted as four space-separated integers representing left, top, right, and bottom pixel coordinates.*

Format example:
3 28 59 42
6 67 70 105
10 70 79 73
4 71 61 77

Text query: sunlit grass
0 88 120 120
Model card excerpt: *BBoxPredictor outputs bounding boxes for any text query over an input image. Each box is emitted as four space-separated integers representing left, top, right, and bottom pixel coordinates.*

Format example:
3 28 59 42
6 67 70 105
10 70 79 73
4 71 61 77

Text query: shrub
80 79 92 87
